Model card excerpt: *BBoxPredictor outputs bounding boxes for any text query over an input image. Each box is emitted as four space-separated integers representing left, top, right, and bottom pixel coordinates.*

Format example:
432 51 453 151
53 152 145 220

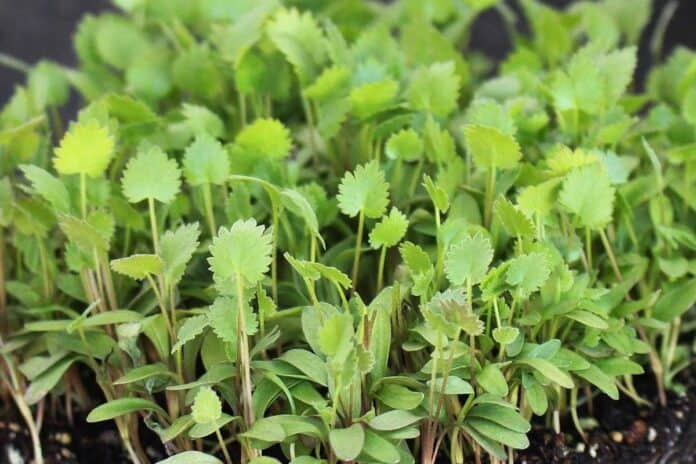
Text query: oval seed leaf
87 398 167 423
368 410 422 431
156 451 222 464
329 424 365 461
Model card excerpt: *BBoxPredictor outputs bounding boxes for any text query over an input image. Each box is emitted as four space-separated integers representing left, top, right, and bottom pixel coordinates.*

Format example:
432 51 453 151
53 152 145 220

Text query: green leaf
208 219 272 291
191 387 222 424
506 252 551 299
494 197 534 238
330 424 365 461
565 310 608 329
575 363 619 400
422 174 449 213
156 452 222 464
318 312 353 358
516 358 574 389
235 118 292 160
369 207 408 249
444 233 493 285
53 120 114 177
157 415 195 443
25 357 75 405
467 418 529 450
385 129 423 162
369 410 422 431
189 414 236 439
374 384 424 410
280 189 324 248
478 364 509 397
428 376 474 395
400 241 432 274
111 254 162 280
408 61 460 117
172 315 209 353
280 349 328 386
518 178 562 217
20 165 70 213
113 363 176 385
493 327 519 345
463 124 521 170
87 398 167 422
59 214 109 254
183 134 230 186
350 79 399 120
360 429 400 464
337 161 390 219
559 164 615 230
160 223 201 286
468 403 531 434
266 8 327 84
121 145 181 204
653 278 696 322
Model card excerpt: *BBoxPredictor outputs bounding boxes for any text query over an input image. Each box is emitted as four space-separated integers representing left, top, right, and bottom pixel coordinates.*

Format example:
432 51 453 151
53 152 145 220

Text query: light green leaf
160 223 201 286
467 418 529 449
360 429 400 464
20 165 70 213
111 254 162 280
121 145 181 204
172 315 209 353
208 219 272 291
399 241 432 275
559 164 615 230
408 61 460 117
428 376 474 395
369 207 408 249
422 174 449 213
444 233 493 285
478 364 509 396
183 134 230 186
653 278 696 322
493 327 519 345
350 79 399 120
385 129 423 162
463 124 521 170
506 252 550 299
368 410 422 431
235 118 292 160
374 384 424 410
53 120 114 177
494 197 534 238
337 160 390 219
113 363 176 385
516 358 574 389
191 387 222 424
318 312 353 358
156 452 222 464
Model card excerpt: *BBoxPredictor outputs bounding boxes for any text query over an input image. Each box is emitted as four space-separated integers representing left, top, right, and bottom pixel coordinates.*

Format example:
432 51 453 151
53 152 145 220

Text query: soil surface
518 367 696 464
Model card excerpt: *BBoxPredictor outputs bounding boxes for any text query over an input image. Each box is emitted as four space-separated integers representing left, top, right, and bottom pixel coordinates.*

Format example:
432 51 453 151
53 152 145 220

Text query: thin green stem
146 274 173 340
598 228 623 282
271 204 279 302
570 388 587 442
585 227 592 272
484 167 496 228
351 210 365 292
377 246 387 292
0 52 30 73
148 197 160 254
202 184 217 237
215 428 233 464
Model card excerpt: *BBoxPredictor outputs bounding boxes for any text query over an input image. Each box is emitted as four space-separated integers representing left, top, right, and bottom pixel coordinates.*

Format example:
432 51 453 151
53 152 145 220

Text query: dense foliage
0 1 695 463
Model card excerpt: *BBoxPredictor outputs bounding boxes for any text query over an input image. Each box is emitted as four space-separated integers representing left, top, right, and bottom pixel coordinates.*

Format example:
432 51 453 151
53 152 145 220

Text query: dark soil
518 367 696 464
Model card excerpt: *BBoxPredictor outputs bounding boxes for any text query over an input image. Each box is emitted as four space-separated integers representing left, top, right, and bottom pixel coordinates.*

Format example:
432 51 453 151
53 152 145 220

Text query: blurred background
1 0 696 104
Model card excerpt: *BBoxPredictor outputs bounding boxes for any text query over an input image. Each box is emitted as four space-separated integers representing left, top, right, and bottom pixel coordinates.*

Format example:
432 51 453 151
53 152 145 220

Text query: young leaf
121 145 181 204
182 134 230 186
156 452 222 464
494 197 534 237
337 161 390 219
350 79 399 120
20 165 71 213
369 207 409 249
53 120 114 177
463 124 521 170
171 315 209 353
506 252 551 299
160 223 201 286
208 219 272 291
191 387 222 424
110 254 162 281
444 233 494 286
408 61 460 117
477 364 509 397
235 118 292 160
385 129 423 162
559 164 615 230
